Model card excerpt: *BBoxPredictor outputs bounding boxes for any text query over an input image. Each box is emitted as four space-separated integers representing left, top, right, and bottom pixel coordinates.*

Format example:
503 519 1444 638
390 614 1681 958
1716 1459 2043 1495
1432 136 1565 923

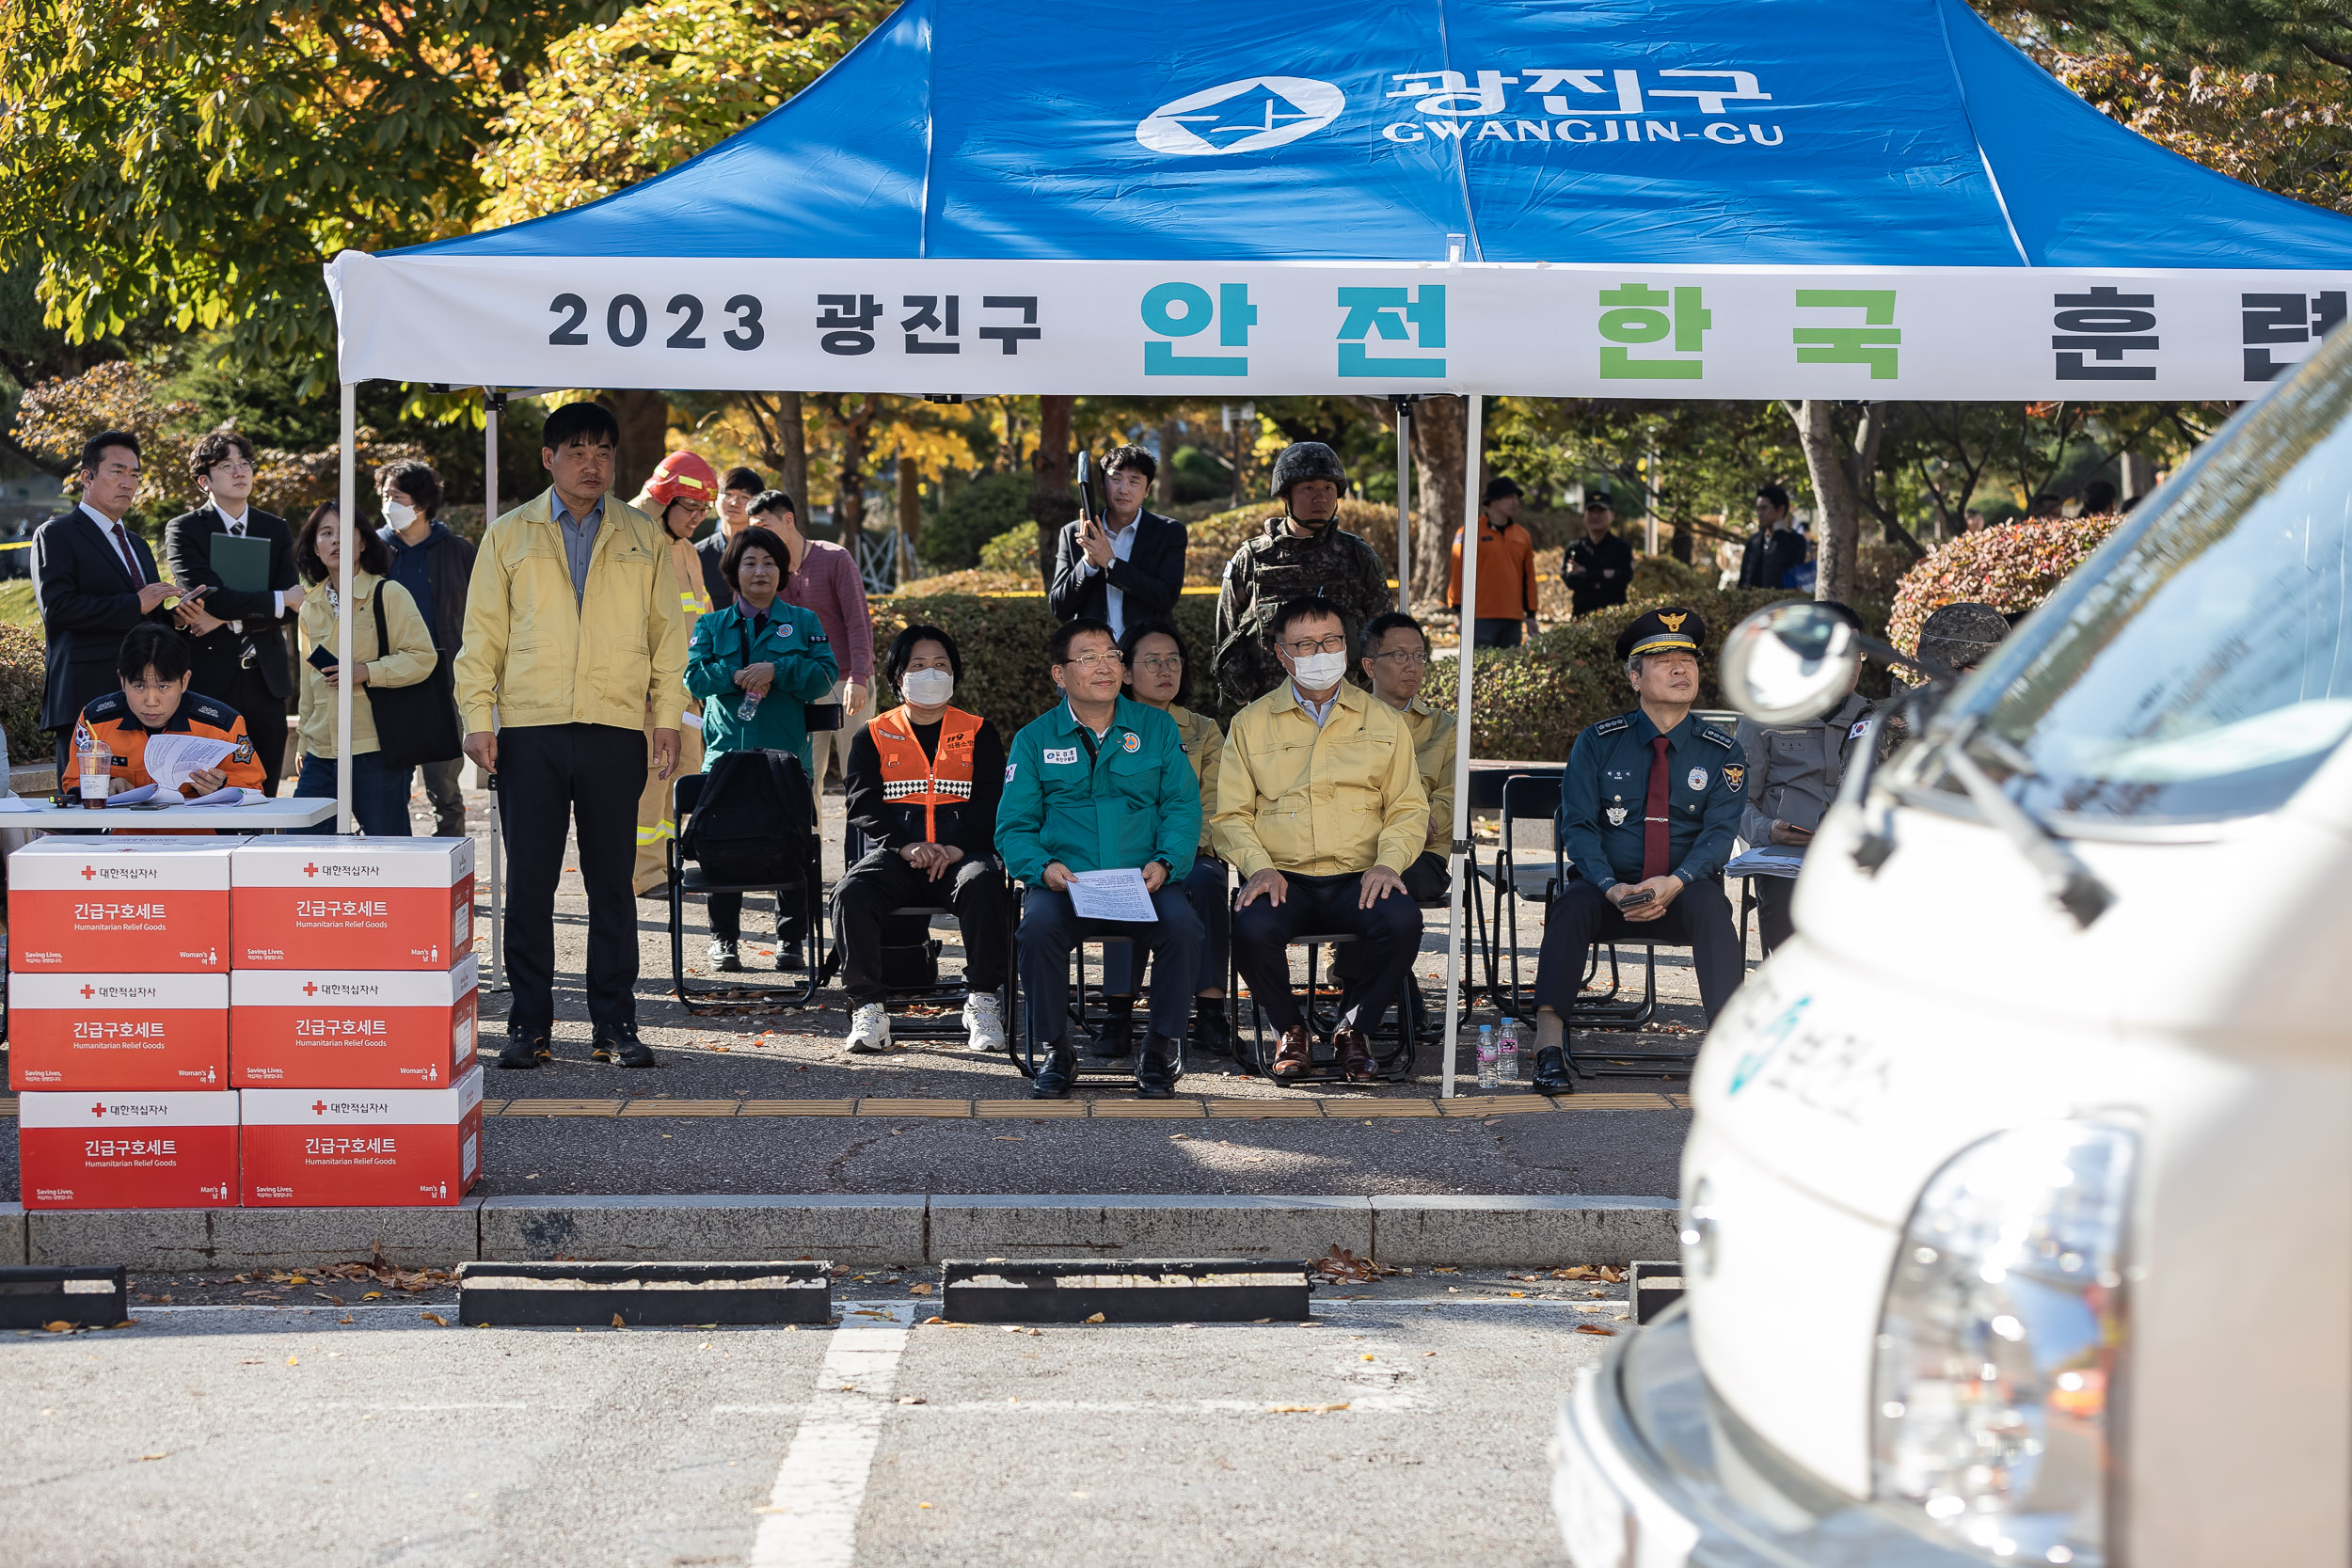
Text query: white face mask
1289 650 1350 690
900 668 955 706
383 500 418 530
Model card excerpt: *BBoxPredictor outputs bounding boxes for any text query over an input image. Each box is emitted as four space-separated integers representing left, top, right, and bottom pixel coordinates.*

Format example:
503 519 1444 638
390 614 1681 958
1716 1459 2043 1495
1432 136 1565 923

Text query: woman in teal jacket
685 524 840 970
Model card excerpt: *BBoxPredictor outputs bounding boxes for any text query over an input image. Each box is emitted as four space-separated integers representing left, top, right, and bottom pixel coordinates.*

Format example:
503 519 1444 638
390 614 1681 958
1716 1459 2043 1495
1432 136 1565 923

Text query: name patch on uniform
1686 767 1708 791
1723 765 1745 793
1043 747 1080 765
1121 733 1141 753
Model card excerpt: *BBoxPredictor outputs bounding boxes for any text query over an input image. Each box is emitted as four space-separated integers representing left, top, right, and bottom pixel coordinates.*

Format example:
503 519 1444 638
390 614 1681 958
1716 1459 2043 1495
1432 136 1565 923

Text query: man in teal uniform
1529 607 1749 1095
998 617 1205 1100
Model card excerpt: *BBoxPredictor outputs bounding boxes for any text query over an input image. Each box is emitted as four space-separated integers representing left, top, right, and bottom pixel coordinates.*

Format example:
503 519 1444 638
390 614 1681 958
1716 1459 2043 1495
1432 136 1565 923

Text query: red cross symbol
80 985 95 999
312 1101 327 1116
89 1102 106 1117
303 983 319 997
80 865 96 880
302 863 320 878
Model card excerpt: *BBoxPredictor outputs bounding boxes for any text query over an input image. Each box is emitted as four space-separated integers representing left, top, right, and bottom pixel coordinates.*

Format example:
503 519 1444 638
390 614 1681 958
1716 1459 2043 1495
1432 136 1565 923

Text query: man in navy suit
165 431 303 796
1047 445 1185 638
34 432 189 775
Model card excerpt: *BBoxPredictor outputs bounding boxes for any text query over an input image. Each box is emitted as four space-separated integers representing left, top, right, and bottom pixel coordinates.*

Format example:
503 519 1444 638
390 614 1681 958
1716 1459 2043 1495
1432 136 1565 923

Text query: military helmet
1269 441 1349 501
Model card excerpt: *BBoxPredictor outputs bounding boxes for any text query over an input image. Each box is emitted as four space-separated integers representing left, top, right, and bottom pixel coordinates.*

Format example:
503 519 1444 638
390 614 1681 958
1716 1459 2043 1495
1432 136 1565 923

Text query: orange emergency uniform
867 705 981 844
74 689 266 832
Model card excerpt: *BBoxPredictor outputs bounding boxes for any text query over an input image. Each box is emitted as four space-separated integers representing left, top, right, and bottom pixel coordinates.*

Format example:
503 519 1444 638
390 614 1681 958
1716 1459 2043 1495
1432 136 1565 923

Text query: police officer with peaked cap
1211 441 1391 707
1527 606 1749 1095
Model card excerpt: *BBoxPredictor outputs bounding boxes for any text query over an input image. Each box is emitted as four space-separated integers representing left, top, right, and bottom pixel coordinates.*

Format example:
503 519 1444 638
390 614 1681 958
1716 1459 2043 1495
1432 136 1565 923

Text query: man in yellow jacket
456 402 689 1071
1214 595 1427 1084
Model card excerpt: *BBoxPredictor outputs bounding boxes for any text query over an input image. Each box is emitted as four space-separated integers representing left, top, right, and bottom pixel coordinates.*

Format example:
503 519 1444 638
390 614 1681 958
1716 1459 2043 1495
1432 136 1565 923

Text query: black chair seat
677 864 811 897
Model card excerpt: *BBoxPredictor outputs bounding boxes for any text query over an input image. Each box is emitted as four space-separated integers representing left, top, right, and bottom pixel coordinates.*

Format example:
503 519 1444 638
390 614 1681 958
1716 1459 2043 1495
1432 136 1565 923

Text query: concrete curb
3 1195 1678 1271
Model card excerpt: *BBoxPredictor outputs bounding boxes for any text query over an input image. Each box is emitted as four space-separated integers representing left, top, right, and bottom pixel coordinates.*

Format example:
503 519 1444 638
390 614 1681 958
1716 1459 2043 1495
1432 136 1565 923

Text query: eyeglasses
1279 634 1348 657
1063 651 1123 671
1132 655 1184 673
1371 649 1431 667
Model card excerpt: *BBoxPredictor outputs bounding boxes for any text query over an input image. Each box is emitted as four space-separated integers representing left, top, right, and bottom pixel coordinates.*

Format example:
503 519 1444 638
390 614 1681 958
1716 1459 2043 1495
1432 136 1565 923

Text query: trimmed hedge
1886 516 2122 654
866 592 1232 744
0 624 45 771
1422 589 1811 760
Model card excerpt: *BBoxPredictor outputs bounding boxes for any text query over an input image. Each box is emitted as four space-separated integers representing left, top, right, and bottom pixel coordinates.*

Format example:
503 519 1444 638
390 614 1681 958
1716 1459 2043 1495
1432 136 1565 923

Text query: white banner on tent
328 251 2348 400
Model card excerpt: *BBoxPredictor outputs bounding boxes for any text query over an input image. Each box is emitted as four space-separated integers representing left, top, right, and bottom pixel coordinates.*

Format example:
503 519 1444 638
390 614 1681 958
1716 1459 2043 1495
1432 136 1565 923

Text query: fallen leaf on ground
993 1134 1025 1141
286 1355 299 1366
136 1452 168 1463
898 1396 926 1405
1551 1266 1599 1280
421 1312 451 1327
908 1283 932 1295
1084 1312 1106 1324
1598 1266 1626 1284
40 1322 70 1334
1574 1324 1617 1337
611 1313 627 1329
1267 1402 1351 1414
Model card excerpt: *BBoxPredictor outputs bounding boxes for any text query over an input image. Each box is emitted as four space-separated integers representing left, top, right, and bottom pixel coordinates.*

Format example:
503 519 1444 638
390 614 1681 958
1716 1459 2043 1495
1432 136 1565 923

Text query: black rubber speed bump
456 1261 833 1326
940 1259 1311 1323
0 1265 127 1330
1629 1259 1684 1325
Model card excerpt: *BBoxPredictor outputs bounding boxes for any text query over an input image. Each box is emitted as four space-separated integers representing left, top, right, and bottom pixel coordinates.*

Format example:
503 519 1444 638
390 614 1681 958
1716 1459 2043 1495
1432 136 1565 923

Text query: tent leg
1440 393 1483 1100
1394 398 1412 612
483 389 506 993
336 384 356 835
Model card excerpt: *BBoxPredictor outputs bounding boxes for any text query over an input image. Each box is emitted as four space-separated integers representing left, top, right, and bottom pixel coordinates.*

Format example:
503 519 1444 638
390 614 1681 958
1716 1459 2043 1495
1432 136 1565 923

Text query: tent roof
402 0 2352 270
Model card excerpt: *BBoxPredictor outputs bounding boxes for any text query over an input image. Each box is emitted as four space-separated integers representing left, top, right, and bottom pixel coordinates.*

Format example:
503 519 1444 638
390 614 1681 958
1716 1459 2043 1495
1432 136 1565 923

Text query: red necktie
1641 735 1672 880
111 523 144 585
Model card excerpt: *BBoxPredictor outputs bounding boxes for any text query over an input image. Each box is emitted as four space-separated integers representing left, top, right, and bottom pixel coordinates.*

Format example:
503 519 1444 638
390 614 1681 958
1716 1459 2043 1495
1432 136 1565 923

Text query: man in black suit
34 431 188 775
695 466 764 611
1738 483 1809 591
1047 445 1185 638
163 432 303 797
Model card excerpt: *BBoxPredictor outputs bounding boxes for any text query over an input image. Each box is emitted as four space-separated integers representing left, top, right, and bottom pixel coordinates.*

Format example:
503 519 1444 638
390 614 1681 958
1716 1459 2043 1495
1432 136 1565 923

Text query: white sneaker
846 1002 891 1054
962 993 1007 1052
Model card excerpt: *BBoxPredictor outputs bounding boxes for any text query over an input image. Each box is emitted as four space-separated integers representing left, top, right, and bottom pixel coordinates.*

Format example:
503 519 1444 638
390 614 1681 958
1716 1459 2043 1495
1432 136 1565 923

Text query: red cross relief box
18 1090 240 1209
229 955 479 1089
229 837 475 970
8 973 230 1091
239 1066 484 1207
8 836 243 972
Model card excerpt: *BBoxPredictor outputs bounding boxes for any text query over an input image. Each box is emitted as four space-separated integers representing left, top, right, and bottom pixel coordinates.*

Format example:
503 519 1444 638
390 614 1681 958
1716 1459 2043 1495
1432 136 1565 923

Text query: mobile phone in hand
307 644 339 672
1616 887 1656 910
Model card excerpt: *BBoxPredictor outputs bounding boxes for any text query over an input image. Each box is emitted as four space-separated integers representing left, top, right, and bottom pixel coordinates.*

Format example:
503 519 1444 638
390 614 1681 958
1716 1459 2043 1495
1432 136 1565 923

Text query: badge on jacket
1605 800 1628 826
1723 765 1745 793
1686 768 1707 790
1121 733 1140 753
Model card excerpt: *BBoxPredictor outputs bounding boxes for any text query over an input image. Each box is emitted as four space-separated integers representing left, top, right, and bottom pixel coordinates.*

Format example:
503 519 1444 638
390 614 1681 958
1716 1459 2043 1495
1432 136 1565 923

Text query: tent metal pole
1440 392 1483 1100
484 390 505 993
1393 397 1412 611
336 384 356 834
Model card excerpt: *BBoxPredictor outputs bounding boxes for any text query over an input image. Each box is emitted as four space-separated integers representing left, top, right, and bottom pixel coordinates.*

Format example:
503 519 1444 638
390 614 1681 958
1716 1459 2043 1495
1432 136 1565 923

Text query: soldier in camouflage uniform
1212 442 1392 707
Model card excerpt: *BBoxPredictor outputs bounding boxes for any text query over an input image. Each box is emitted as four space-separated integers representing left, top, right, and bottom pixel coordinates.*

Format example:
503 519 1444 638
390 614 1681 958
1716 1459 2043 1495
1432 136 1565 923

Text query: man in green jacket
998 617 1205 1100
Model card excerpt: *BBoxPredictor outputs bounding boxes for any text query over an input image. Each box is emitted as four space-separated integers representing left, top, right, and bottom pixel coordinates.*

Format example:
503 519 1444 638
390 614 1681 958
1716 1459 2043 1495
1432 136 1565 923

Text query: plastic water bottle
1477 1024 1498 1090
737 689 762 721
1498 1021 1520 1085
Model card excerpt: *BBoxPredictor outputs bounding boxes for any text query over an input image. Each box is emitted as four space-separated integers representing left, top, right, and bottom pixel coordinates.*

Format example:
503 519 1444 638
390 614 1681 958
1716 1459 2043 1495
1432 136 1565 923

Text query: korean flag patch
1004 763 1017 783
1686 767 1708 791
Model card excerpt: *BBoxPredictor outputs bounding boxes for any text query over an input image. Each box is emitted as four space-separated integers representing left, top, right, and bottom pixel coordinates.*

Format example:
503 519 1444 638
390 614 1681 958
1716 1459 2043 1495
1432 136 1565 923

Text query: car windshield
1931 325 2352 824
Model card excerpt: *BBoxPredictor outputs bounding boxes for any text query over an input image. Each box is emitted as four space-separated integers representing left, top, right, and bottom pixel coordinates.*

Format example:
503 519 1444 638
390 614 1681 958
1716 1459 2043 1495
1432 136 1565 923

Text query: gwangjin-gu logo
1136 77 1346 156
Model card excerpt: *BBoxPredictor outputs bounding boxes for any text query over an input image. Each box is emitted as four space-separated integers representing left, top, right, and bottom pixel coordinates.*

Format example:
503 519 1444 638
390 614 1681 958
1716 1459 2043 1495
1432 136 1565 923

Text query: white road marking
748 1300 918 1568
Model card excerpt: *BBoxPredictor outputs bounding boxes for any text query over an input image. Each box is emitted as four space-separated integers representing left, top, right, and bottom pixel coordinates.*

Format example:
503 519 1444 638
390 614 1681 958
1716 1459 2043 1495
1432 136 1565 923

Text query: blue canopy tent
325 0 2352 1088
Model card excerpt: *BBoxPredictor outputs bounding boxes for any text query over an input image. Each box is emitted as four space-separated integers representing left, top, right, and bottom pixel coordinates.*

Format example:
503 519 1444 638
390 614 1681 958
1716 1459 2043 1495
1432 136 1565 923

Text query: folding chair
1228 913 1416 1085
1005 884 1192 1085
817 822 1017 1047
667 771 823 1015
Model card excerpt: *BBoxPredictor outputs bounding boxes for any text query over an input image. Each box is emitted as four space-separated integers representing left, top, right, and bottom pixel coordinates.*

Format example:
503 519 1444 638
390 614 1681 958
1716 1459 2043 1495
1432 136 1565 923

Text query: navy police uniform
1533 609 1749 1062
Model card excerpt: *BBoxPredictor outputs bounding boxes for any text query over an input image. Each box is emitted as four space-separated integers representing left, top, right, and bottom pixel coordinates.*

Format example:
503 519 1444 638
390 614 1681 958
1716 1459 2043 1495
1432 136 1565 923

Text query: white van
1551 325 2352 1568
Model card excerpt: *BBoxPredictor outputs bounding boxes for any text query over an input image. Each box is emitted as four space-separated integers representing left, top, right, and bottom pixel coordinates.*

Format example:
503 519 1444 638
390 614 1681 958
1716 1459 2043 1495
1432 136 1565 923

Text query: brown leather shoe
1270 1025 1313 1080
1336 1026 1379 1083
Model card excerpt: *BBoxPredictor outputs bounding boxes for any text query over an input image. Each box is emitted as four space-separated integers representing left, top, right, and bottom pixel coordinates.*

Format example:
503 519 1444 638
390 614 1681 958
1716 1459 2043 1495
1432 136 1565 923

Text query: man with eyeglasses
164 431 303 797
1215 597 1428 1084
1357 611 1455 902
997 618 1205 1099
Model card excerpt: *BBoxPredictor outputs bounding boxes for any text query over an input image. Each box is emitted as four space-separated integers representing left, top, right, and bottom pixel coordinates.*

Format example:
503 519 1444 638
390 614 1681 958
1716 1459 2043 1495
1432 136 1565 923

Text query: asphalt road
0 1268 1613 1568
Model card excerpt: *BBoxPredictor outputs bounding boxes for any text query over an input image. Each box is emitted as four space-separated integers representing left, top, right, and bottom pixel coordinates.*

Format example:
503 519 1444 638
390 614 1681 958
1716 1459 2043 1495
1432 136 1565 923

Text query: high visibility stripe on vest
867 705 981 844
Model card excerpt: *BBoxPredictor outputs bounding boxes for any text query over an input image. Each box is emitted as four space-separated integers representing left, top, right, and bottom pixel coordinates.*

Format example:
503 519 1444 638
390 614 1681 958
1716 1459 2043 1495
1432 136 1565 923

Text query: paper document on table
139 734 237 794
1725 845 1807 879
101 784 159 807
179 786 267 807
1065 866 1158 922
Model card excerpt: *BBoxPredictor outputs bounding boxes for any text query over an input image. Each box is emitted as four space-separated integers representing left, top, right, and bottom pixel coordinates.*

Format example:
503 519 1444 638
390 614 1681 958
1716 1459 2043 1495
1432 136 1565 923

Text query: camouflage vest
1214 518 1390 706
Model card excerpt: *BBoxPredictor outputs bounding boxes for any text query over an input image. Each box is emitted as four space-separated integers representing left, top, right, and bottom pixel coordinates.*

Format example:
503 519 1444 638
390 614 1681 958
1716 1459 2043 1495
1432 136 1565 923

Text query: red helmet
642 450 718 510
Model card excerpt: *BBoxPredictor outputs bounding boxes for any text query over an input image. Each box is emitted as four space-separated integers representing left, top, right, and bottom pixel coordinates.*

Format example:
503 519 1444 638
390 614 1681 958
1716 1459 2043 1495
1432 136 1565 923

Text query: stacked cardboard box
10 837 246 1209
228 837 483 1207
8 834 486 1210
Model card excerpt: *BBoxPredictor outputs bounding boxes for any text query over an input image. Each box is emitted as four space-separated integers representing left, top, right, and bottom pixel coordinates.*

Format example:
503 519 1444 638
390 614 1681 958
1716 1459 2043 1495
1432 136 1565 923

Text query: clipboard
208 531 272 594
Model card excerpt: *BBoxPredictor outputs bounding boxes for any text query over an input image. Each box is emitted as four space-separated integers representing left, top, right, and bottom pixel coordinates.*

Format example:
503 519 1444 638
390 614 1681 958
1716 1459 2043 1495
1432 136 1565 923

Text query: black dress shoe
1032 1044 1077 1099
495 1032 549 1070
594 1025 658 1069
1188 1004 1233 1061
774 941 804 972
1135 1033 1180 1099
1088 1007 1135 1058
1531 1044 1577 1096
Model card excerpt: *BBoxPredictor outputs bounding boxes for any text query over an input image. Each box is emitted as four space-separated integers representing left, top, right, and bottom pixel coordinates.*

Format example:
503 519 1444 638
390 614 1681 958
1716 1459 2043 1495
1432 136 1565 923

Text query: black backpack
679 749 815 886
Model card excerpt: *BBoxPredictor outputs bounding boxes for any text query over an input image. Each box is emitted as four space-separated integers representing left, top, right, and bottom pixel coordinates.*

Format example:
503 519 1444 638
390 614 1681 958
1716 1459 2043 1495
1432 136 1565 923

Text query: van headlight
1873 1121 2135 1566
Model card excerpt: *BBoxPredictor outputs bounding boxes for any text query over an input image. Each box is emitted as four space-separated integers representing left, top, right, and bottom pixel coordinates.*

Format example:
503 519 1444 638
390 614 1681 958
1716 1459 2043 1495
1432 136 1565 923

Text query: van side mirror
1720 603 1961 724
